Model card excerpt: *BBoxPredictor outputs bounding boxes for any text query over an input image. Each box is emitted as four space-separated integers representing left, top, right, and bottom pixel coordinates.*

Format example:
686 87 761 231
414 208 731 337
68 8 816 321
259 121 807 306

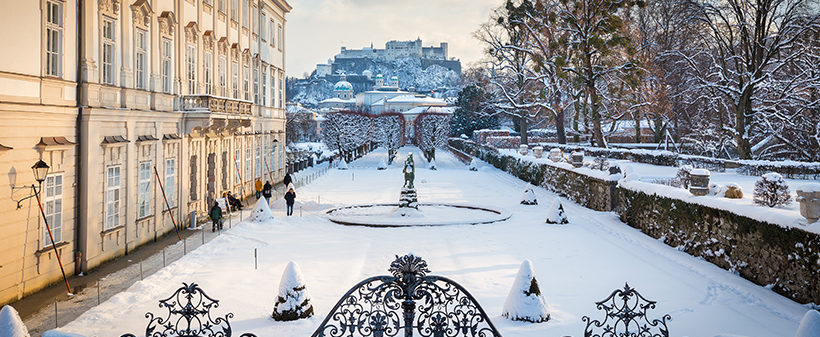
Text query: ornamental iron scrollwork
120 282 257 337
582 283 671 337
312 254 502 337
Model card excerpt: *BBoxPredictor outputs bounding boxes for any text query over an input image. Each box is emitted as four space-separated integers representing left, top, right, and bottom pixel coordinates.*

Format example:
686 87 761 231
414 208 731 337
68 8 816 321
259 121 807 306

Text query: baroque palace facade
0 0 290 305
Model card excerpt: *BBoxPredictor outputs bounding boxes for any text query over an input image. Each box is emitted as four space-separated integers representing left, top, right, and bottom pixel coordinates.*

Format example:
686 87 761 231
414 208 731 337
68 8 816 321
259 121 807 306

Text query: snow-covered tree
286 105 319 144
415 112 451 161
372 112 405 151
322 111 373 161
521 183 537 205
753 173 792 207
450 80 499 139
271 261 314 321
502 260 550 323
676 165 693 189
676 0 820 159
0 305 30 337
546 198 568 224
251 198 275 222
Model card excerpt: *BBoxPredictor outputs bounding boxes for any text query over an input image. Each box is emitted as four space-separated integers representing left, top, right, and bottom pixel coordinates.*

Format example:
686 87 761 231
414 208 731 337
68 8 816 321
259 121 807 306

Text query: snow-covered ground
49 147 813 337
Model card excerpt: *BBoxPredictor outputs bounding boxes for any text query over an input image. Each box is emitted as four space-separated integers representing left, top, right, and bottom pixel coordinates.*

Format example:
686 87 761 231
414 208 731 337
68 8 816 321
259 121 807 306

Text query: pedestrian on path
262 181 273 203
284 188 296 216
283 173 292 187
255 178 263 199
210 202 223 232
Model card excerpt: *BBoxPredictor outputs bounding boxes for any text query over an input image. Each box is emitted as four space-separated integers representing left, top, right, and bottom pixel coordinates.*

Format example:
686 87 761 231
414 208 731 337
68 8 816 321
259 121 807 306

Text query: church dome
334 80 353 91
363 69 373 78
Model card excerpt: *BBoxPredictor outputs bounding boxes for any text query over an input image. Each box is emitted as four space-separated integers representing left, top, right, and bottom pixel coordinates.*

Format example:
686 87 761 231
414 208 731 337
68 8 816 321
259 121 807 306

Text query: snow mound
251 198 275 222
691 169 711 176
389 207 425 218
521 183 537 205
337 159 348 170
378 159 387 170
0 305 30 337
796 183 820 193
502 260 550 323
272 261 314 321
469 158 478 171
796 310 820 337
546 198 568 224
429 159 437 170
625 172 641 182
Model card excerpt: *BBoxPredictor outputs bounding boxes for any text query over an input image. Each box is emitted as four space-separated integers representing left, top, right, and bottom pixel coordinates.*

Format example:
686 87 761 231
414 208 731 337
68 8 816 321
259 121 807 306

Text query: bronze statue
403 153 415 189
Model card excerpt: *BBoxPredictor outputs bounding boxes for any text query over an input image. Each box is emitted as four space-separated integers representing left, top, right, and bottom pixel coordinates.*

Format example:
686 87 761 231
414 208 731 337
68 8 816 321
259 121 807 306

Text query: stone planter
532 146 544 158
796 183 820 223
550 148 562 162
689 169 710 196
519 144 529 156
571 151 584 168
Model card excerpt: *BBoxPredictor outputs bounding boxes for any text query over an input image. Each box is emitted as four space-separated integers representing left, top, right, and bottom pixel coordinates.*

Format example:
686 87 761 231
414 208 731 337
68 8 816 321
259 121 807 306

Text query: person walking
262 181 273 203
284 188 296 216
283 173 292 187
209 202 223 232
255 178 263 200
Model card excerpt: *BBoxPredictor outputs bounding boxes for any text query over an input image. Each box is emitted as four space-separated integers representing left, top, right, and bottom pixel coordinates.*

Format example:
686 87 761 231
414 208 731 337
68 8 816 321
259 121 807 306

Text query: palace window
271 73 276 109
204 51 213 94
138 162 151 218
219 56 227 96
43 174 63 246
255 146 261 178
235 149 242 183
270 20 275 46
253 65 259 105
232 61 239 99
105 166 121 230
135 29 147 89
218 0 225 13
162 38 172 93
278 25 283 50
279 73 284 108
243 65 249 100
242 0 248 27
45 0 63 77
165 159 175 208
231 0 238 20
102 17 116 85
261 67 266 106
260 13 266 41
187 45 196 94
245 147 251 182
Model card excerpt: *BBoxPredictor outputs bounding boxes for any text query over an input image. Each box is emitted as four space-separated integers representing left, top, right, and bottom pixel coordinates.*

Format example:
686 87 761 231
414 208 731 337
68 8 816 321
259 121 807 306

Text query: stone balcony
181 95 253 136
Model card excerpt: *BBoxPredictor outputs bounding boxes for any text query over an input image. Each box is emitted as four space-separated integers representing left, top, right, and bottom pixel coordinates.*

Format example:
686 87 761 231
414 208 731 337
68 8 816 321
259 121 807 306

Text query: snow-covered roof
319 97 356 104
371 98 386 106
387 95 446 105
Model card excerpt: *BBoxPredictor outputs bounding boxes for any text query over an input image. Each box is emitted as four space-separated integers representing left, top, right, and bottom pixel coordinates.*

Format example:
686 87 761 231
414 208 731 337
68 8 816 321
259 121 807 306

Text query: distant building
337 38 448 61
317 74 356 111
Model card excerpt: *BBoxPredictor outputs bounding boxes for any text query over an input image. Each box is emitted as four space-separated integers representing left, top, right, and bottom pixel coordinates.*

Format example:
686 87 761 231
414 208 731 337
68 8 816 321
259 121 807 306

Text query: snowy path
51 147 811 337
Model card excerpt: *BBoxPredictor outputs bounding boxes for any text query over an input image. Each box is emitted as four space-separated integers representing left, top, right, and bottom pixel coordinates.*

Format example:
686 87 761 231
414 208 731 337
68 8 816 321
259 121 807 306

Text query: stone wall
449 138 820 305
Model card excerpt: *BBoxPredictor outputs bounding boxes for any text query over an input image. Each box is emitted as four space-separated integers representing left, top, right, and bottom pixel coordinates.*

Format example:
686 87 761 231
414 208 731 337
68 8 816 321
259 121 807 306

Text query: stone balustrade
181 95 252 115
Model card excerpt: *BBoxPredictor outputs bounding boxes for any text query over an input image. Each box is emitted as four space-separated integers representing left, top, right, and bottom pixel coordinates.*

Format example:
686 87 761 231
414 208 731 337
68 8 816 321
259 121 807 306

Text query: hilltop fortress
315 38 461 77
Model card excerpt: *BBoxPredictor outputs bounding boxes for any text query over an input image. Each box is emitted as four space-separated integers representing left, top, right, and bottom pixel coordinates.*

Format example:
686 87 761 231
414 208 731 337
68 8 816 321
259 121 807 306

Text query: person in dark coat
283 173 292 186
284 188 296 216
262 181 273 203
225 191 243 211
209 202 223 232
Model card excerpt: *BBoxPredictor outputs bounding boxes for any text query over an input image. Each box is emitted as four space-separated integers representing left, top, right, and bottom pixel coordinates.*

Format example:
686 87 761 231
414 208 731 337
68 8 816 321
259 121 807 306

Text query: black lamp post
23 160 73 294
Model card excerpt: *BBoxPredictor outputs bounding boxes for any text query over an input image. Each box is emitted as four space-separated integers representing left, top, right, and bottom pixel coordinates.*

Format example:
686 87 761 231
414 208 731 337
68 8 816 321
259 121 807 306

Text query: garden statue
403 153 415 189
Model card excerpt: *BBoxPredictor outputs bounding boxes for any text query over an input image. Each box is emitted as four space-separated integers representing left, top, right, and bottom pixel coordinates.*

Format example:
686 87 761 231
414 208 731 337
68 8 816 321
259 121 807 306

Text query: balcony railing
181 95 252 115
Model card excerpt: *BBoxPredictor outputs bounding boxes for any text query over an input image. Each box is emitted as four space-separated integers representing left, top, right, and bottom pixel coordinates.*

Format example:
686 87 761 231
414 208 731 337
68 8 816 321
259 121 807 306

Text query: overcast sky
284 0 500 77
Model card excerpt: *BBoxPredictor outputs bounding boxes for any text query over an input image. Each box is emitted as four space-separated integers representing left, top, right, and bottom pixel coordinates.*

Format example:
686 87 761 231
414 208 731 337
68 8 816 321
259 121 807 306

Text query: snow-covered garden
5 147 820 337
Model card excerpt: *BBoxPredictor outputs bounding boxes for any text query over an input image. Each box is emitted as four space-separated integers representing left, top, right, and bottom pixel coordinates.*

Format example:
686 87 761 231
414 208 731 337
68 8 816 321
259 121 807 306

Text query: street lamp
17 160 72 294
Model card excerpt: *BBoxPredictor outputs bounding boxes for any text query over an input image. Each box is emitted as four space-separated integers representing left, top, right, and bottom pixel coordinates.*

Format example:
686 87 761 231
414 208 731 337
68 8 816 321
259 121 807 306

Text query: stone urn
689 169 710 196
519 144 529 156
796 183 820 223
550 148 561 162
571 151 584 168
532 146 544 158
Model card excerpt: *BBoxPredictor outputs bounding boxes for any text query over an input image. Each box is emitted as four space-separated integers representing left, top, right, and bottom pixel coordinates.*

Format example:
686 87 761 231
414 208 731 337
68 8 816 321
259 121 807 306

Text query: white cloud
284 0 499 77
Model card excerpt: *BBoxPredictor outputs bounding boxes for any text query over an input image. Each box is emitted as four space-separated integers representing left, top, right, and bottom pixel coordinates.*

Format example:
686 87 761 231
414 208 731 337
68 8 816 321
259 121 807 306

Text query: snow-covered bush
591 156 609 171
337 159 348 170
676 165 693 189
415 112 451 160
323 111 372 159
372 112 405 150
753 173 792 207
428 159 437 170
724 183 743 199
546 198 568 224
521 183 537 205
469 158 478 171
795 310 820 337
0 305 30 337
377 159 387 170
251 198 275 222
501 260 550 323
271 261 314 321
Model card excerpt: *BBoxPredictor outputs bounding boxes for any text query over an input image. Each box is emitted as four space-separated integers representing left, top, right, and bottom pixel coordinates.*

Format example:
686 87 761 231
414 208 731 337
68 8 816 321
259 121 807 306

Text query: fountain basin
326 203 512 227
